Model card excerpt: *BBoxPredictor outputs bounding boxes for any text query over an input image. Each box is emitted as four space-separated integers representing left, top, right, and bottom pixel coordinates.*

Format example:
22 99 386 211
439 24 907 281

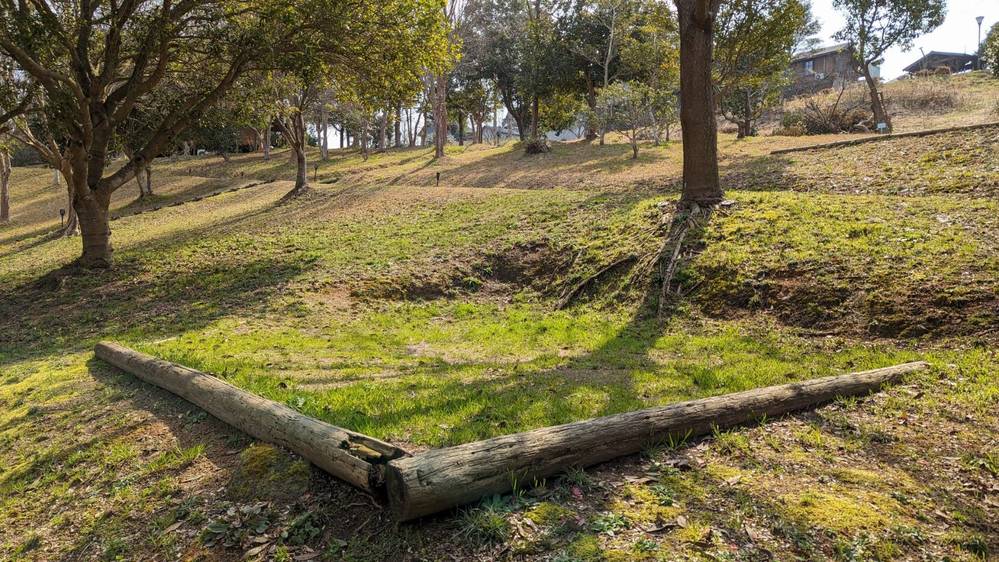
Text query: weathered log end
94 341 410 494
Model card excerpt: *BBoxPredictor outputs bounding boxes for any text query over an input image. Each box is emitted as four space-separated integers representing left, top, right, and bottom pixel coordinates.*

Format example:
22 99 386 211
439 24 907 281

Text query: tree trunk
742 89 754 138
675 0 723 207
264 124 272 160
294 146 308 192
395 105 402 147
0 151 10 222
60 165 79 237
75 189 112 268
385 361 928 520
531 96 540 139
458 112 465 146
362 119 370 161
862 65 891 133
379 113 388 151
631 139 639 159
320 108 329 160
433 74 448 158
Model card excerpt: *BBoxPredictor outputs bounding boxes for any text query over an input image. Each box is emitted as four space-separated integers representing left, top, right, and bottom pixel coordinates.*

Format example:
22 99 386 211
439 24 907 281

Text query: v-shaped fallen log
94 342 927 521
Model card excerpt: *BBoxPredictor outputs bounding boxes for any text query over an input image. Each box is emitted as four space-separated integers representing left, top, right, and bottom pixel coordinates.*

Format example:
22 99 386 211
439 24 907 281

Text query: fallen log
769 121 999 155
94 342 409 493
384 361 928 520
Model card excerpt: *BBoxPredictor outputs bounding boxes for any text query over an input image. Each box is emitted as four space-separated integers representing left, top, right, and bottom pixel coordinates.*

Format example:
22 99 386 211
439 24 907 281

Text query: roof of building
903 51 977 73
791 42 852 63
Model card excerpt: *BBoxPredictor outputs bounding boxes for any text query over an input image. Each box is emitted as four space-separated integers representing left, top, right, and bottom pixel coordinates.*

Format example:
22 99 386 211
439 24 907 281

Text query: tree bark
294 145 308 192
861 65 891 133
433 74 448 158
75 187 113 268
320 107 329 160
379 112 388 151
94 342 410 493
675 0 723 207
0 151 10 222
385 361 928 520
395 104 402 147
264 123 272 160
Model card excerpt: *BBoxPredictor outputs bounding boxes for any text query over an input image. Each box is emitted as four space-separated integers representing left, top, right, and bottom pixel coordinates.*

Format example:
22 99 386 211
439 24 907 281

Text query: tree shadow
0 253 307 368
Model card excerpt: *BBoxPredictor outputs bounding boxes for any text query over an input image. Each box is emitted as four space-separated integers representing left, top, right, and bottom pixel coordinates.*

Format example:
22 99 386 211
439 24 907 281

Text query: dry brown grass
777 71 999 134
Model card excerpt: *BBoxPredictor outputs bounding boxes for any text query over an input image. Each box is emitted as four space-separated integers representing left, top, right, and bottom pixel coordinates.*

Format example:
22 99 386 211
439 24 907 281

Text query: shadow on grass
0 253 307 368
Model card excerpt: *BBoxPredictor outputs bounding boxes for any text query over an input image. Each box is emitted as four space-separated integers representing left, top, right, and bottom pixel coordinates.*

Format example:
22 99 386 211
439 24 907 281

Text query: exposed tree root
649 202 715 320
278 184 312 204
556 254 638 309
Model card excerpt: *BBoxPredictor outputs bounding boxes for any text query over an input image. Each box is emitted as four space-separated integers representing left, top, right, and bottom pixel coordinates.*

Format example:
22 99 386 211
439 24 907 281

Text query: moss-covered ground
1 88 997 560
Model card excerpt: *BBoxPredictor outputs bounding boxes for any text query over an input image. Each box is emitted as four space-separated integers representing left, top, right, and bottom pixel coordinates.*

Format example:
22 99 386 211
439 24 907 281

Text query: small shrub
590 511 630 535
778 102 871 135
459 496 511 544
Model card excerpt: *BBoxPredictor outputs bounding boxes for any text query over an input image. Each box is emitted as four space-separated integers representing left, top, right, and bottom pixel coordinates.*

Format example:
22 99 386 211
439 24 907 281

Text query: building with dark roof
903 51 978 75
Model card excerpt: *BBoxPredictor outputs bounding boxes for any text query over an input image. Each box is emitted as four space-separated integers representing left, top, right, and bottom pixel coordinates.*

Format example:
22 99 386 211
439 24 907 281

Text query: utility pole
977 16 985 70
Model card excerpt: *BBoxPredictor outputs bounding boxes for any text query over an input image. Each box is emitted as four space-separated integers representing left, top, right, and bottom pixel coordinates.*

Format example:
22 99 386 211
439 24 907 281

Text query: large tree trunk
433 74 448 158
75 187 112 268
861 65 891 133
386 361 928 520
0 151 10 222
294 146 308 192
675 0 723 207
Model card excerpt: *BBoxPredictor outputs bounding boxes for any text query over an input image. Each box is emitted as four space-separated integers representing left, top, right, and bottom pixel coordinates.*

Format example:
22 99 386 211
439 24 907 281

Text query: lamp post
977 16 985 70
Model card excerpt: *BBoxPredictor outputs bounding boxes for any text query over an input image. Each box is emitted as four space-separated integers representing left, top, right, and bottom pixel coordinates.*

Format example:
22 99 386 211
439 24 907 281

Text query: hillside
2 99 998 560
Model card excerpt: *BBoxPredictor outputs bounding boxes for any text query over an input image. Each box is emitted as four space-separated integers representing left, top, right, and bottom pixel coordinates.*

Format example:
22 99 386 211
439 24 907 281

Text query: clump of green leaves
201 502 271 548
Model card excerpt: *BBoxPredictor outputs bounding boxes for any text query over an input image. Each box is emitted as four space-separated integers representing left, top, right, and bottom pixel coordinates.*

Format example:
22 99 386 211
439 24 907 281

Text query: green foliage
592 81 674 155
984 23 999 78
833 0 946 65
715 0 811 136
590 511 630 534
540 91 586 135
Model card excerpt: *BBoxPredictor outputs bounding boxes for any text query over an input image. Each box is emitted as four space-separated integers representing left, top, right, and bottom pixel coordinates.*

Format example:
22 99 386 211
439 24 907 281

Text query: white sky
809 0 999 80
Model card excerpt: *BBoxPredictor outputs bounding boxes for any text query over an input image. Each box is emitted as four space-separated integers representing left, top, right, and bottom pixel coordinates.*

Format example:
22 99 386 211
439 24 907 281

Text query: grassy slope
779 71 999 134
1 85 997 560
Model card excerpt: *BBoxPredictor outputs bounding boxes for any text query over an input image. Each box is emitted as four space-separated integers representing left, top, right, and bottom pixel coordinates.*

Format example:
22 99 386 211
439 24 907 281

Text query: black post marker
436 172 440 187
59 208 66 228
